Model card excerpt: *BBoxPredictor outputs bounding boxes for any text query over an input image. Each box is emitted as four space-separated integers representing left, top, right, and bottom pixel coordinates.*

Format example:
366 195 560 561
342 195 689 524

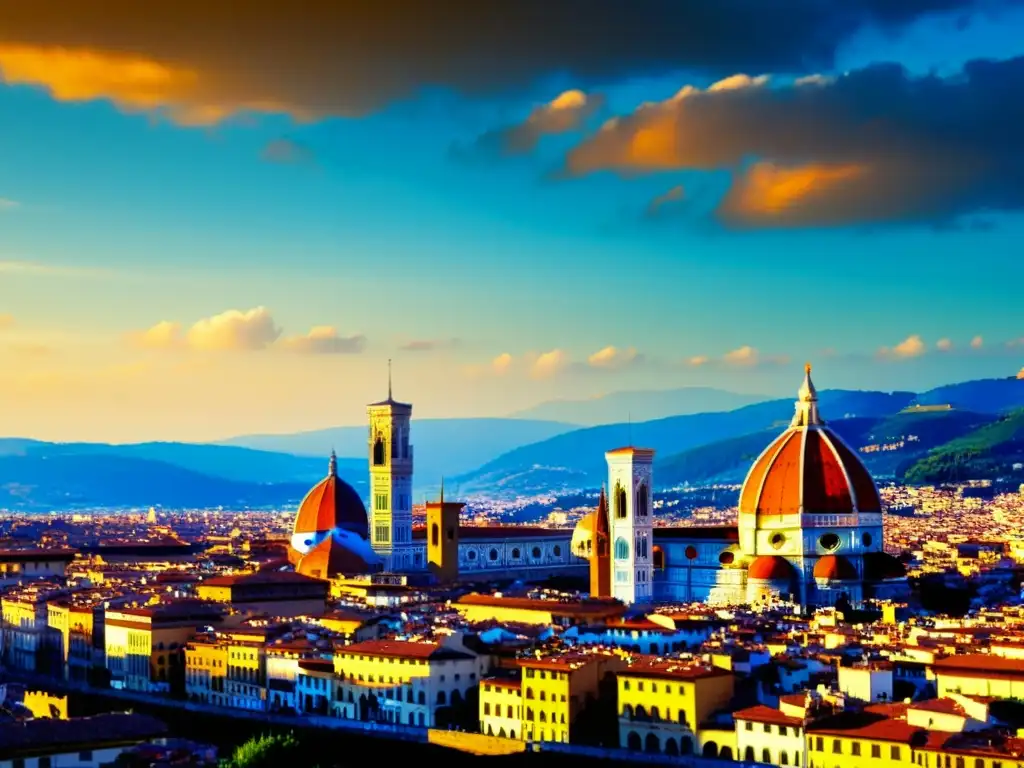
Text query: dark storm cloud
565 57 1024 228
0 0 1012 123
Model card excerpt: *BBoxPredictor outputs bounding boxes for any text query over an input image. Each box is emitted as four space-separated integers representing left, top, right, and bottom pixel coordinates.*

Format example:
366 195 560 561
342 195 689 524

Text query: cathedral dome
739 365 882 519
748 555 796 581
572 488 610 561
813 554 858 581
292 452 369 552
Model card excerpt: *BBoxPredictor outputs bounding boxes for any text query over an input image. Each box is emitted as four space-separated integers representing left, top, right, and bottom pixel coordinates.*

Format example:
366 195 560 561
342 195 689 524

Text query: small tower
367 360 414 571
589 487 611 598
426 481 462 583
606 446 655 605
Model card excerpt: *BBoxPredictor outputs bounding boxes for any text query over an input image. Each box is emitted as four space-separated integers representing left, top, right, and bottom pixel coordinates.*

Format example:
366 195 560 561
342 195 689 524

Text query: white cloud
879 334 926 359
936 338 953 352
280 326 365 354
0 198 18 210
587 345 639 369
971 335 984 349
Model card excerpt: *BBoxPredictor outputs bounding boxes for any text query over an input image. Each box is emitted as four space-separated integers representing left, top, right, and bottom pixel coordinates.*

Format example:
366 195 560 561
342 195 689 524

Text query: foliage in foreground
219 732 317 768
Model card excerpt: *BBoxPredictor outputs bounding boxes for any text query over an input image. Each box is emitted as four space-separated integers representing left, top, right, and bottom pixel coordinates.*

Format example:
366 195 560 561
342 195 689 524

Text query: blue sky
1 1 1023 442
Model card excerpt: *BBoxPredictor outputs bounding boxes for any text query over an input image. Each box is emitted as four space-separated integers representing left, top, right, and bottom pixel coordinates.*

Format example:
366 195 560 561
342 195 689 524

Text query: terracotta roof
339 639 469 660
934 654 1024 679
296 533 374 579
620 657 732 682
733 704 804 728
605 446 655 458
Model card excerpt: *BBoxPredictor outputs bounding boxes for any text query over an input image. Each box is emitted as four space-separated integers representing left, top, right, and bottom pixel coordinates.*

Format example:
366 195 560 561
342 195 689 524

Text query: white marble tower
606 447 655 605
367 361 414 571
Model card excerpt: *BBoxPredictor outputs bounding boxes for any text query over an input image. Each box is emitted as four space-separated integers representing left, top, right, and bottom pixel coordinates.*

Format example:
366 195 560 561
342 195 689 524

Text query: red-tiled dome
863 551 907 581
813 554 858 581
293 452 368 541
739 366 882 518
748 555 796 581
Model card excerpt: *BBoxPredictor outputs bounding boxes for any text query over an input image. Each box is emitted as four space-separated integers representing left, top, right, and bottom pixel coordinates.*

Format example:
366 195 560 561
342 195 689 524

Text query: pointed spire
792 362 823 427
440 476 445 505
388 358 393 401
328 449 337 477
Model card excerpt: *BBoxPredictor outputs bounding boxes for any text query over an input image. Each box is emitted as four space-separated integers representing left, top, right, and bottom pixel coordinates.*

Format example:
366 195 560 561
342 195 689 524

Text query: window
779 726 788 736
890 746 901 760
615 538 629 560
375 493 389 510
431 524 439 547
489 548 498 561
832 740 841 754
851 743 861 757
615 484 628 519
373 436 386 466
511 548 521 559
553 545 561 557
636 484 649 517
871 745 881 758
532 547 542 559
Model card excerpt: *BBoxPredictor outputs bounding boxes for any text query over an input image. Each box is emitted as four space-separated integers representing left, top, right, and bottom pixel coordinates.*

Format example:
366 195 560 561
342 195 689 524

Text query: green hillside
656 409 997 487
902 408 1024 483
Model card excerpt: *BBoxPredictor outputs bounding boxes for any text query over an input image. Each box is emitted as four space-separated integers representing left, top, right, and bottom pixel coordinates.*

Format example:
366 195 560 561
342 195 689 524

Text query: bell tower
426 482 462 584
606 446 655 605
367 360 414 571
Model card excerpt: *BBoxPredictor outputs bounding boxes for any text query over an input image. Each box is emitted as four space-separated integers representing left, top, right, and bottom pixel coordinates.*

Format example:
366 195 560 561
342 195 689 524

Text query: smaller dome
863 551 907 581
296 529 381 579
813 554 858 581
293 452 369 548
748 555 796 581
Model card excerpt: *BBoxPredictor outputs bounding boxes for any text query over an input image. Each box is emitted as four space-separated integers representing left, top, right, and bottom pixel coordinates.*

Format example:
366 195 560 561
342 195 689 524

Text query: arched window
553 545 561 557
431 524 439 547
511 548 521 559
532 546 542 559
615 484 628 519
763 748 772 764
489 548 498 561
615 538 629 560
418 691 425 704
372 436 386 466
436 691 446 705
636 484 649 517
653 546 665 570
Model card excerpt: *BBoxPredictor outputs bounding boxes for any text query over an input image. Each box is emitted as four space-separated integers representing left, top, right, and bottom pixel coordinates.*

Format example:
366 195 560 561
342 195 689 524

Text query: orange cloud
530 349 567 379
687 355 710 367
0 44 294 126
719 162 867 225
128 320 182 349
971 335 984 349
723 345 760 366
587 346 639 369
491 353 513 375
879 334 926 359
1017 367 1024 380
280 326 365 354
936 338 953 352
185 307 280 351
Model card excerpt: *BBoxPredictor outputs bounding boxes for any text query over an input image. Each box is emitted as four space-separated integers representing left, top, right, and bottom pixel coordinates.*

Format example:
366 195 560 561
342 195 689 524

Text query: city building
196 570 329 616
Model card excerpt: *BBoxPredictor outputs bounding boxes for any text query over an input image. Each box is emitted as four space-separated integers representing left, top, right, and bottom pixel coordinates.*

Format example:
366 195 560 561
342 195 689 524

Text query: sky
1 0 1024 443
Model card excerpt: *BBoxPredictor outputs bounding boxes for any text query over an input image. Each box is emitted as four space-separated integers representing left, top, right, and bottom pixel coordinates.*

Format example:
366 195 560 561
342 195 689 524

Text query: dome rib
816 427 860 514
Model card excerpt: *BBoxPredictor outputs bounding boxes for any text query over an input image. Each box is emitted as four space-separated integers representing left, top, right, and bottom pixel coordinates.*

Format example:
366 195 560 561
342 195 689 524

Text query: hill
0 453 313 512
655 410 997 486
0 440 362 485
217 418 578 482
902 408 1024 483
453 389 919 494
915 376 1024 413
509 387 770 425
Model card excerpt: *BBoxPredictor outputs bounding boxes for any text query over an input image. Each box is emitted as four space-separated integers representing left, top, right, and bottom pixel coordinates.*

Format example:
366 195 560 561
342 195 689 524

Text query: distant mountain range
0 418 578 512
215 418 578 482
3 377 1022 511
454 378 1024 495
509 387 770 426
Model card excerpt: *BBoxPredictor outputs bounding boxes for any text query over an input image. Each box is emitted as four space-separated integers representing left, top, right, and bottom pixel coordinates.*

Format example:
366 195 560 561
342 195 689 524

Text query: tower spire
440 476 445 505
388 358 393 401
792 362 822 427
328 448 337 477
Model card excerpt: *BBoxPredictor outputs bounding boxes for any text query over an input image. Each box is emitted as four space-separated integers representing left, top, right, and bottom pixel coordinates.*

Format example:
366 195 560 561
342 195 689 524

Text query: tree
219 733 314 768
